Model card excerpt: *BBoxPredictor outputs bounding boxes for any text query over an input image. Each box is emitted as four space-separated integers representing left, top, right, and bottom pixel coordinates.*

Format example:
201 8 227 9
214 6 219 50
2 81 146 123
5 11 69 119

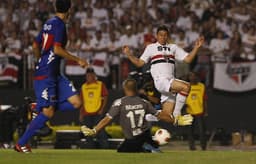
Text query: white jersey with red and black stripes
140 42 188 80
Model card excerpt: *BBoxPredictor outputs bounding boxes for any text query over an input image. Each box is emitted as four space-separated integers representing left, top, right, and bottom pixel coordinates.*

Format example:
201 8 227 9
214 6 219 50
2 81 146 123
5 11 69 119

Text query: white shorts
154 77 176 103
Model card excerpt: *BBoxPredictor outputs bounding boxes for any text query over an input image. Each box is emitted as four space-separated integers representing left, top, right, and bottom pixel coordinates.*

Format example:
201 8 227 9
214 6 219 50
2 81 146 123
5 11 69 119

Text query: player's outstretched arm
122 45 145 67
94 116 112 133
81 116 112 136
54 45 89 68
183 36 205 63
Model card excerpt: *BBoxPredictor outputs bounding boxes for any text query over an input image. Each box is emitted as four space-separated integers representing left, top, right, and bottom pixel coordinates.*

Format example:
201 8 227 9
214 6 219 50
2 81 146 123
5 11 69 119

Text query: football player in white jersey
122 25 205 126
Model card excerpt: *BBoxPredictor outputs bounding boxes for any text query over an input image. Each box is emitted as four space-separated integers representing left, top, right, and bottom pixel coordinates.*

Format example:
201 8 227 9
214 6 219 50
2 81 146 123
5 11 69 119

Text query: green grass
1 149 256 164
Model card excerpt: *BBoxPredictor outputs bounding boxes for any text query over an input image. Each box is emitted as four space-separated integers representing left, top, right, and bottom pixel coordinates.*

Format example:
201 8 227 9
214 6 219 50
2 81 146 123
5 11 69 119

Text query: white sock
173 93 187 117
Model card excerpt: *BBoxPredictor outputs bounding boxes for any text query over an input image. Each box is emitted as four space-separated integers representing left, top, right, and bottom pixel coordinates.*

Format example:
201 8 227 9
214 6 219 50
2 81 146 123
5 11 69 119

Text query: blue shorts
34 75 78 112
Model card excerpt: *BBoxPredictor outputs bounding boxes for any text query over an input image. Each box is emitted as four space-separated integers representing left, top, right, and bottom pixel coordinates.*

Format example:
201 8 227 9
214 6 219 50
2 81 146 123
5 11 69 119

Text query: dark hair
157 25 169 34
122 78 137 92
86 67 95 74
55 0 71 13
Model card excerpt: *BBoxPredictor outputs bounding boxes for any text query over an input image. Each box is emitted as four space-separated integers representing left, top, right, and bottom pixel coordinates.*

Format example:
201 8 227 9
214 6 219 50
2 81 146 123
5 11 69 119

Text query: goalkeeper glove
81 125 97 136
173 114 193 126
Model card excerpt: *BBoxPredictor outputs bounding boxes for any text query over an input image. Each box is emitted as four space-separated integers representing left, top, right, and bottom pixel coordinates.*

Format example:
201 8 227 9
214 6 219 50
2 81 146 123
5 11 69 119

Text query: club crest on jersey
226 63 250 84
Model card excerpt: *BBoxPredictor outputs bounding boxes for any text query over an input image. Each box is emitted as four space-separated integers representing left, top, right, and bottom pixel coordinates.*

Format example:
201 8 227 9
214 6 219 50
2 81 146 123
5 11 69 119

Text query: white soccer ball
153 129 171 146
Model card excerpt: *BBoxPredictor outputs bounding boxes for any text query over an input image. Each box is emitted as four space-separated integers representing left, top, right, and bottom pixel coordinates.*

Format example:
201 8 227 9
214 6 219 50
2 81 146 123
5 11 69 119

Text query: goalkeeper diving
81 79 192 152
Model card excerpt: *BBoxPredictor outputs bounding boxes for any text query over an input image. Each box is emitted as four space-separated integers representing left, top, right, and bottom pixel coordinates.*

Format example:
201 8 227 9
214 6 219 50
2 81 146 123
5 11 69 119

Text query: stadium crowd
0 0 256 89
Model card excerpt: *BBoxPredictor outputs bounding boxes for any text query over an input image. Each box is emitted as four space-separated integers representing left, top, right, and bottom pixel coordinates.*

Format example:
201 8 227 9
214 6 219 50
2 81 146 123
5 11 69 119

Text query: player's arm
81 115 112 136
183 36 204 63
81 99 121 136
32 42 41 60
54 45 88 68
94 115 112 133
122 46 145 67
53 23 88 68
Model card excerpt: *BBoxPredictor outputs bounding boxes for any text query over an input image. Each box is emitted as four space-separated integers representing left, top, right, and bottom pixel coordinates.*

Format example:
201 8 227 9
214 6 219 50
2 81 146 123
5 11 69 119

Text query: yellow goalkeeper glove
174 114 193 126
81 125 96 136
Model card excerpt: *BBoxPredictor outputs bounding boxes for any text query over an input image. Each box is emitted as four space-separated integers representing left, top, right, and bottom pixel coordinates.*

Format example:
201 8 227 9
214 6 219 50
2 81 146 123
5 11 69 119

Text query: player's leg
117 138 143 152
170 79 190 117
15 79 56 153
143 130 161 153
161 100 176 123
57 76 82 111
117 133 147 153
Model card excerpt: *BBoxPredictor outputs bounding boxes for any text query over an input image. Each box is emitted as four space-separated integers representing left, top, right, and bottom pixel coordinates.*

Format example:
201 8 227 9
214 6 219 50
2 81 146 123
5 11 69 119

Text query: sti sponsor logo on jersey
226 64 250 84
157 46 171 51
125 104 143 110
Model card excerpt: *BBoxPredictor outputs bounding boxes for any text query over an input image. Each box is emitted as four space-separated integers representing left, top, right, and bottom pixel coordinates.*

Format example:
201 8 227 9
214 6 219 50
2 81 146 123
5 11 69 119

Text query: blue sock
58 101 77 112
18 113 49 146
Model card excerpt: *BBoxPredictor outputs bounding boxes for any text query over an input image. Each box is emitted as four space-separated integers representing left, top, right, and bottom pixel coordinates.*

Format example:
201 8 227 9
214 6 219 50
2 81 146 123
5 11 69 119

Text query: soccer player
81 79 174 153
14 0 88 153
122 25 205 126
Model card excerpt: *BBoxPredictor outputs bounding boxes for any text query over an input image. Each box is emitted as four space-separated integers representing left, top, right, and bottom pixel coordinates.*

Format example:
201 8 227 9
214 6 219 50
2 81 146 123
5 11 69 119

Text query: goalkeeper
81 79 192 152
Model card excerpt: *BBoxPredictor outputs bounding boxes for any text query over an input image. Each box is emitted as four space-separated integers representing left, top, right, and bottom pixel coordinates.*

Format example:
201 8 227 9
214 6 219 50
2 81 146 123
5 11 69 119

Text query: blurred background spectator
186 71 208 151
0 0 255 89
80 67 109 149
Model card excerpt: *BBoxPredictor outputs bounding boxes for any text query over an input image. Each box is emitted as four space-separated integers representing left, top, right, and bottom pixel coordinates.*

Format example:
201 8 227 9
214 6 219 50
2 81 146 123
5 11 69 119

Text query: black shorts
117 130 158 153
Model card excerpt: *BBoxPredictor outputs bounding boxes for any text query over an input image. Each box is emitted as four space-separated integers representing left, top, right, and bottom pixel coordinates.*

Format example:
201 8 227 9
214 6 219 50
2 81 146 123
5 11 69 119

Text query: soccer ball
153 129 171 146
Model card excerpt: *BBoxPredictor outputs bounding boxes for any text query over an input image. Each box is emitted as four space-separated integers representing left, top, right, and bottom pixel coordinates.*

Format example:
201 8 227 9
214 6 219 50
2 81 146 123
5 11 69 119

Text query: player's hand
78 59 89 68
81 125 96 136
174 114 193 126
194 36 205 49
122 45 131 56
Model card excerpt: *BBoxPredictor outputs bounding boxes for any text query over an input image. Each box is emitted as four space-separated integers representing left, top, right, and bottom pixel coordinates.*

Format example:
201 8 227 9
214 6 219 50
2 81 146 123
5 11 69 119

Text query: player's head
55 0 71 13
122 78 137 95
156 25 169 45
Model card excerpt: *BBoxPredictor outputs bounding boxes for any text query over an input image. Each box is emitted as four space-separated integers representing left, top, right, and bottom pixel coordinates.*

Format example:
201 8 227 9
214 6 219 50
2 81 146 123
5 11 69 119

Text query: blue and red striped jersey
34 16 67 78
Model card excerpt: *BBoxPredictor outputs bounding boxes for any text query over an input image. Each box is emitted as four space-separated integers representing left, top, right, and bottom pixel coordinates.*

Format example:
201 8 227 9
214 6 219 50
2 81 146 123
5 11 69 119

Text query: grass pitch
1 149 256 164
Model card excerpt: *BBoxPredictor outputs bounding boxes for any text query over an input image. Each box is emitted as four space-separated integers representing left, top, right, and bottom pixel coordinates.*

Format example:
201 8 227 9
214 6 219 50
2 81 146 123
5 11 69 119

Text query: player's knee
186 83 191 93
68 95 83 109
72 98 82 109
182 83 191 93
42 106 55 118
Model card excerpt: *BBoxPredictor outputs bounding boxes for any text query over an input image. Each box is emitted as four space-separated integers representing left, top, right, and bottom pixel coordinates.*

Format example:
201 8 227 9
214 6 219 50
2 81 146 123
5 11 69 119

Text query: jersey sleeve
106 98 121 119
53 22 66 46
173 44 189 61
139 45 151 63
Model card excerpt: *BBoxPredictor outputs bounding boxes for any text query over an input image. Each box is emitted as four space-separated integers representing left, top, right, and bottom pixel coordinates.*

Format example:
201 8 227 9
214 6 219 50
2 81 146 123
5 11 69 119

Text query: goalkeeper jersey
107 96 159 139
